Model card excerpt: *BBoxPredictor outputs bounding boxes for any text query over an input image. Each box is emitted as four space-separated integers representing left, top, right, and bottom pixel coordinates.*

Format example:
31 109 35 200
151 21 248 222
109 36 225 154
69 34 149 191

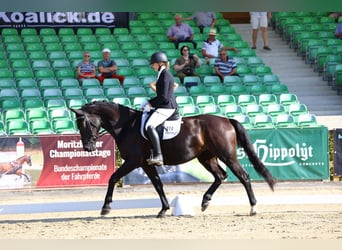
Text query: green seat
35 69 55 80
275 114 297 128
297 114 318 127
237 94 257 109
196 95 216 108
52 119 77 134
132 96 148 109
23 99 45 110
253 114 274 128
209 85 228 99
271 84 289 96
30 119 54 135
0 89 20 100
95 28 111 36
41 35 59 44
45 99 67 110
60 35 79 45
176 95 194 107
236 65 253 76
6 120 30 135
184 76 202 87
48 108 71 121
266 103 286 118
14 69 34 79
22 36 40 44
48 51 67 60
279 93 298 107
126 50 145 60
202 76 221 86
28 51 48 61
181 105 201 117
42 88 63 100
105 87 126 99
0 99 21 110
231 114 252 129
4 109 25 121
117 67 136 77
63 43 82 52
0 59 8 69
288 103 308 121
116 34 135 43
126 86 147 98
113 28 129 35
66 98 87 109
55 69 75 79
189 85 208 97
130 27 148 35
134 67 155 79
103 78 121 89
58 28 75 36
67 51 84 61
40 28 56 36
83 88 105 100
250 84 268 97
0 79 16 89
174 86 188 96
21 28 38 36
20 88 42 100
25 43 44 52
6 43 25 52
26 109 48 122
82 42 101 52
216 94 236 107
76 28 93 36
31 60 51 70
201 105 222 115
230 85 248 97
112 97 132 107
223 75 242 86
8 51 27 60
131 58 150 69
223 104 243 118
63 88 84 100
258 94 278 107
38 79 59 90
45 43 63 52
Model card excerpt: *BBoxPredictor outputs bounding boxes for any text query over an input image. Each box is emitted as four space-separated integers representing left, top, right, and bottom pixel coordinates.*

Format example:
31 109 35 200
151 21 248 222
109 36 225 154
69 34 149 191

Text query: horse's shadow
0 214 160 224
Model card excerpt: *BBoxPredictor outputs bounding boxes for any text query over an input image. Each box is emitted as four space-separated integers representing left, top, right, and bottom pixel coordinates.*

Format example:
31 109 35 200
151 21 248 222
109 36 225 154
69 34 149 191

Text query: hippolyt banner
36 134 115 187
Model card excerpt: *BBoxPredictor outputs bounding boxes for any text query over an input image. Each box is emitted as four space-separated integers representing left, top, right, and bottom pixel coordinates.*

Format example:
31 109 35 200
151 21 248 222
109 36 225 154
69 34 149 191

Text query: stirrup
146 155 164 166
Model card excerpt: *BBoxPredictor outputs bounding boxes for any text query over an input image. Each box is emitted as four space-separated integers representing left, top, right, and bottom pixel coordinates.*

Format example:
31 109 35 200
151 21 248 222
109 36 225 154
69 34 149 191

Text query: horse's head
70 108 102 152
26 155 32 166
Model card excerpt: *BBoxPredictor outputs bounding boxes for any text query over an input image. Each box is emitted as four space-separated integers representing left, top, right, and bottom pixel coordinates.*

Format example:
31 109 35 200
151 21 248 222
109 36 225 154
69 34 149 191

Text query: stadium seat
52 119 77 134
66 98 87 109
297 113 319 127
6 120 30 135
45 99 67 110
20 88 42 100
223 104 243 118
26 109 48 122
275 114 297 128
201 105 222 115
30 119 54 135
216 94 236 107
253 114 274 128
181 105 201 117
0 99 22 110
112 97 132 107
105 87 126 99
17 78 38 90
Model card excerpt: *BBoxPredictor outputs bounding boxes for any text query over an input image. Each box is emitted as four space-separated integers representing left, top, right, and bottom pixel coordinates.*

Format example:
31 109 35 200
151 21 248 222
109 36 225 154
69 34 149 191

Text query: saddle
140 110 182 140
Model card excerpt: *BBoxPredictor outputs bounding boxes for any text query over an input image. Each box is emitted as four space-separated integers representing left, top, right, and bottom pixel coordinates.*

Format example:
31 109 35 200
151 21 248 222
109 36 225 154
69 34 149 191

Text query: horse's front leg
101 161 136 216
142 164 170 218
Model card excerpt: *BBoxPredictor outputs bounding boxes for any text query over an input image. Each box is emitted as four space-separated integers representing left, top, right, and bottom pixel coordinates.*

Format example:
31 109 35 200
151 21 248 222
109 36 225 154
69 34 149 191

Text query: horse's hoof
157 211 166 218
100 208 111 216
201 201 209 212
250 206 257 216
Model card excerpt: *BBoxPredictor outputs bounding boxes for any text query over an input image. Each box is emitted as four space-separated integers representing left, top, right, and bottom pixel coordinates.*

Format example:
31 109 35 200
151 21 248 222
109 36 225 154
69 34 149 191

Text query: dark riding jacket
149 68 178 109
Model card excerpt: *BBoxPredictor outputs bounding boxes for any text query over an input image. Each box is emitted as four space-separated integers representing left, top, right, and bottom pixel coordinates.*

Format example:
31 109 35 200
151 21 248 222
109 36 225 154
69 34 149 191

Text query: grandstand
1 11 339 135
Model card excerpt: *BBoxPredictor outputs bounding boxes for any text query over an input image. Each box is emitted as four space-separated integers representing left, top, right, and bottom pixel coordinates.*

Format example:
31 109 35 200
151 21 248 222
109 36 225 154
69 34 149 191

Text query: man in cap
201 29 238 64
97 48 125 85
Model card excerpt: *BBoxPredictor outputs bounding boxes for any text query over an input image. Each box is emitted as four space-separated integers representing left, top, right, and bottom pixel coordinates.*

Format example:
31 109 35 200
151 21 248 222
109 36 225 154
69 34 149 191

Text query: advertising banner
0 134 115 189
334 129 342 175
36 134 115 187
0 12 129 32
123 127 330 185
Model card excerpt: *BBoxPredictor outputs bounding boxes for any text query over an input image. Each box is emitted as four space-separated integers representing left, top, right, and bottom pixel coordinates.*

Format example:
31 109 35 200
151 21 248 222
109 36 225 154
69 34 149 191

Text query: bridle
77 112 107 142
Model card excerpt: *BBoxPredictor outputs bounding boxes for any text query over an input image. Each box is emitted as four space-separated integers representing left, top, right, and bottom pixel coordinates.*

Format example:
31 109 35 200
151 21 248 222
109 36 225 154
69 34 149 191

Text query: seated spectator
214 49 239 82
77 51 97 85
328 12 342 23
201 29 238 64
167 14 197 49
173 45 201 83
97 48 125 85
335 21 342 40
183 12 217 33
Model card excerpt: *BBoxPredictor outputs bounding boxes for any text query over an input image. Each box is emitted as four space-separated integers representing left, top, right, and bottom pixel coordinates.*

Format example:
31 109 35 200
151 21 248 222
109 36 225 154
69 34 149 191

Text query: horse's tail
229 119 276 191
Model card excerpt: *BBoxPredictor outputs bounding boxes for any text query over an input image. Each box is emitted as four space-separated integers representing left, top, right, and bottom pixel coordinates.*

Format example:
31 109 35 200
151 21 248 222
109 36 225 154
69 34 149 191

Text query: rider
141 52 178 166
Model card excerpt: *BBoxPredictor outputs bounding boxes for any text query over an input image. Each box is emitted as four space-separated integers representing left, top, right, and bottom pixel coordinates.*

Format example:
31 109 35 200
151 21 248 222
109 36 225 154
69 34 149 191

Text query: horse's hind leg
197 152 227 212
142 165 170 218
225 157 258 216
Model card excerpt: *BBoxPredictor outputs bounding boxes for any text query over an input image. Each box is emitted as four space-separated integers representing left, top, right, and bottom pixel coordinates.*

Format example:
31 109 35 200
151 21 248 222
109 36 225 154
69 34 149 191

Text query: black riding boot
146 126 164 166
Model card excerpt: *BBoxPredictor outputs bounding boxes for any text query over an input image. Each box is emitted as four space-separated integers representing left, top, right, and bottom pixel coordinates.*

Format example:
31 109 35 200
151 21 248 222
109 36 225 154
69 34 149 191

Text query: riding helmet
150 52 168 64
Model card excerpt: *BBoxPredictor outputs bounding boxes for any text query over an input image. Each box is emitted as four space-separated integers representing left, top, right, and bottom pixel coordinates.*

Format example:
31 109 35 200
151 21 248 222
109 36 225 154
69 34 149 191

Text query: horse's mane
82 100 142 128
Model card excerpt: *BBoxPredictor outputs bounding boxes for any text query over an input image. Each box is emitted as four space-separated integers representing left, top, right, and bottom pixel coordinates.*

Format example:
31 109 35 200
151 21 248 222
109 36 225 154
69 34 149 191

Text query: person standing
173 45 201 83
97 48 125 85
167 14 197 49
183 12 217 33
141 52 178 166
250 12 272 50
77 51 97 85
214 49 238 82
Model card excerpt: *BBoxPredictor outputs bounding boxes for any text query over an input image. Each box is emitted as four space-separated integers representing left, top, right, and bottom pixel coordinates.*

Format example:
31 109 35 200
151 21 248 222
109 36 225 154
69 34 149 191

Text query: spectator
97 48 125 85
201 29 238 64
214 49 238 82
250 12 272 50
335 21 342 40
328 12 342 23
77 51 97 85
173 45 201 83
183 12 217 33
167 14 197 49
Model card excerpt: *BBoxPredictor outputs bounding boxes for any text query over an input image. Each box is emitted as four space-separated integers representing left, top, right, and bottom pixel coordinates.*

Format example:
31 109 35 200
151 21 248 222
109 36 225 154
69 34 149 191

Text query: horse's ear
69 108 84 116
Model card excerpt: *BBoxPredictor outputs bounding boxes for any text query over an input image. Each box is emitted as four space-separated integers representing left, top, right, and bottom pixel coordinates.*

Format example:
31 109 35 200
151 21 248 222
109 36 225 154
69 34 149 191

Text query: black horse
71 101 275 217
